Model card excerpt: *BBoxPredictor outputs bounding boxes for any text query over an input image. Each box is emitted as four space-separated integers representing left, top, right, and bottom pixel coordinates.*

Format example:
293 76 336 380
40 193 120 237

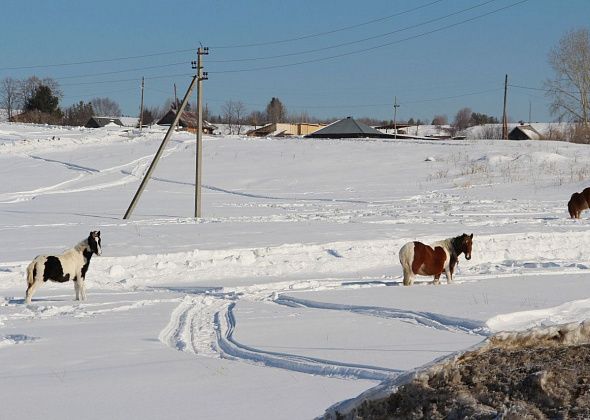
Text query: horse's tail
568 195 578 218
399 242 414 286
26 260 36 286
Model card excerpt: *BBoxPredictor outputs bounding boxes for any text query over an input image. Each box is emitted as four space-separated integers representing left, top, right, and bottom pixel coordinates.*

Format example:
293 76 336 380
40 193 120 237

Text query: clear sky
1 0 589 123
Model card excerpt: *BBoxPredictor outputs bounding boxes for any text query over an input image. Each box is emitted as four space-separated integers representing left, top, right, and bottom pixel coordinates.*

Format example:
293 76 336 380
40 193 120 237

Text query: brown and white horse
399 233 473 286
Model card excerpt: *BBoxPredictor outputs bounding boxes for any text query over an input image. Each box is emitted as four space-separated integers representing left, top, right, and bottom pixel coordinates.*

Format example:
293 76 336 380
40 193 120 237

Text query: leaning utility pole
139 77 145 132
502 74 508 140
123 75 198 220
393 96 400 139
194 47 209 219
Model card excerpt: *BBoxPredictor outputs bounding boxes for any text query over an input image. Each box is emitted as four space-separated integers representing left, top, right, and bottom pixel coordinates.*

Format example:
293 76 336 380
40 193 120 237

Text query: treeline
0 76 124 126
0 76 500 132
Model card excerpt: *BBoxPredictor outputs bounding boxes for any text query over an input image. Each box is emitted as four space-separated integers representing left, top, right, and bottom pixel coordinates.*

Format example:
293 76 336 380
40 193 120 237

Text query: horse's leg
402 267 413 286
26 281 43 304
80 278 87 301
433 274 441 285
73 278 81 301
25 262 40 304
445 268 453 284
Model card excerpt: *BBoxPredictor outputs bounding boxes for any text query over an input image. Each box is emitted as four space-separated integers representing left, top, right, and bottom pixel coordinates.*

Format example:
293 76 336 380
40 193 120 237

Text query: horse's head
88 231 102 256
459 233 473 260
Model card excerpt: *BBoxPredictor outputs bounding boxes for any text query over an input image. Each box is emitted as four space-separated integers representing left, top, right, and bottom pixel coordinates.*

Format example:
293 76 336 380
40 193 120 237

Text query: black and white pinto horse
399 233 473 286
25 231 102 304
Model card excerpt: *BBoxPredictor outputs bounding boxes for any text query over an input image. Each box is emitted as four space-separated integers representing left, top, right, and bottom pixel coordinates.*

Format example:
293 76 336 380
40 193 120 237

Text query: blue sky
1 0 589 123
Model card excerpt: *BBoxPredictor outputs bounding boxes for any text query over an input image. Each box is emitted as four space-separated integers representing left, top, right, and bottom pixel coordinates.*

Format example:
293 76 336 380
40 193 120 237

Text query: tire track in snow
274 295 489 336
158 294 225 357
215 302 400 381
157 277 483 381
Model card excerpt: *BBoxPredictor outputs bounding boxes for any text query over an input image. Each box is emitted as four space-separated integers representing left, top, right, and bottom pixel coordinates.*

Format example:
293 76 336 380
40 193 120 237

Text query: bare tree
63 101 94 126
0 77 20 120
247 110 266 128
545 28 590 126
222 100 247 134
431 114 448 126
452 107 473 134
90 97 122 117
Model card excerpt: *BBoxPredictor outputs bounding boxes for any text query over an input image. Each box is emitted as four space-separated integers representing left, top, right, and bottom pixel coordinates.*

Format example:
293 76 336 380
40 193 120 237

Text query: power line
0 1 446 71
509 83 578 95
210 0 446 49
1 0 522 85
401 87 504 105
208 0 530 75
208 0 499 64
204 86 502 109
54 62 188 81
57 1 526 91
18 0 498 83
0 48 196 72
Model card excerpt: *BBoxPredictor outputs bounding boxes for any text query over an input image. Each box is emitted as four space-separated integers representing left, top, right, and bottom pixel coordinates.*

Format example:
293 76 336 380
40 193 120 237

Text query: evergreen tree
25 85 61 115
265 97 286 123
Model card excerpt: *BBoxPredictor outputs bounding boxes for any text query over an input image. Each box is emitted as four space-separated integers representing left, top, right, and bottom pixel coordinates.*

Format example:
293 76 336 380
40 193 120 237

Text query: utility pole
123 75 198 220
174 83 178 109
139 77 145 132
194 47 209 219
502 74 508 140
393 96 400 139
529 99 532 124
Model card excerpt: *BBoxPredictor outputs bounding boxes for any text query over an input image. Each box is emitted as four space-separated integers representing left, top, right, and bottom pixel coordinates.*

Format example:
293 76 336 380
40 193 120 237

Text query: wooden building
305 117 395 139
157 109 217 134
508 124 543 140
85 116 124 128
246 122 325 137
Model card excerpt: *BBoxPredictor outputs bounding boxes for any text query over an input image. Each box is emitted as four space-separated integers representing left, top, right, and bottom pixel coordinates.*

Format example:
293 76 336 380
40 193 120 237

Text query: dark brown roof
157 109 217 130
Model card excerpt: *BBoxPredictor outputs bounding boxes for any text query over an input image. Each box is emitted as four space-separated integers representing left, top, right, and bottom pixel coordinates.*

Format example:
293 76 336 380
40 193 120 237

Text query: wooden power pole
393 96 400 139
502 74 508 140
139 77 145 132
123 75 198 220
194 47 209 219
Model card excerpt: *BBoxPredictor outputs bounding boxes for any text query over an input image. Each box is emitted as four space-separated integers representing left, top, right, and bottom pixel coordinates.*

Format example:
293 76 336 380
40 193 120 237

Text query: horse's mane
432 235 464 256
73 238 91 253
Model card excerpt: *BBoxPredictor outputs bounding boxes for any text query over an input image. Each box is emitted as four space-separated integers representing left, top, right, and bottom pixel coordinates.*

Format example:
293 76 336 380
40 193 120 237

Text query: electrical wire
208 0 530 75
0 0 446 71
208 0 499 63
209 0 445 49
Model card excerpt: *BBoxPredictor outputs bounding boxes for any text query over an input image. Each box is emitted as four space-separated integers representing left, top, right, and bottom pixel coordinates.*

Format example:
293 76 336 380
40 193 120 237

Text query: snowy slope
1 123 590 419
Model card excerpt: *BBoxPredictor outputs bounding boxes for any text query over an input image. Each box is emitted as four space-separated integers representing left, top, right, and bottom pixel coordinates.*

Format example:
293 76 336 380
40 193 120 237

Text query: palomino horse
399 233 473 286
25 231 102 304
568 191 589 219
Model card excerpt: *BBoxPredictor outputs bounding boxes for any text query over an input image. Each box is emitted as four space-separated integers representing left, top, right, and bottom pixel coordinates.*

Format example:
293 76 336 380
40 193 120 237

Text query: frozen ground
1 122 589 419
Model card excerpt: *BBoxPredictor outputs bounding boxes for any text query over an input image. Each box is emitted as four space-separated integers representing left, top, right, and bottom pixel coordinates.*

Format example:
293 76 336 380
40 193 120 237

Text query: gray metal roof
305 117 393 138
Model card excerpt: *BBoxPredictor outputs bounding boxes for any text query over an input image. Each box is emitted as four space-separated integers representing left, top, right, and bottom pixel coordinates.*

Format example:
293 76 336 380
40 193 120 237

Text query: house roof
157 108 217 130
86 116 124 127
509 124 542 140
305 117 394 138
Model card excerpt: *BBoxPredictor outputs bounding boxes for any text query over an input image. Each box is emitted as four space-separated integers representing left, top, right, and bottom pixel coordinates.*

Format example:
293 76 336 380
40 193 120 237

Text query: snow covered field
1 123 590 419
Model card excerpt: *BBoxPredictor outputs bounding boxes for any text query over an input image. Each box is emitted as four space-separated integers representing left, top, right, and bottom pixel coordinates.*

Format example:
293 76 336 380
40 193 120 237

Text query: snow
1 123 590 419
